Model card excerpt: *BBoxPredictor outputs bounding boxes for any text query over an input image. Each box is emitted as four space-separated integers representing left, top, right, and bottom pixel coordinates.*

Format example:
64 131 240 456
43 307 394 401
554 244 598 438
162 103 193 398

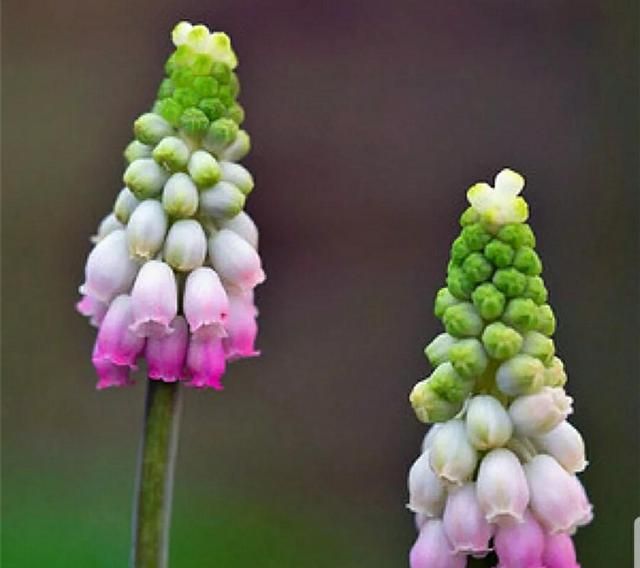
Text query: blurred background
2 1 638 566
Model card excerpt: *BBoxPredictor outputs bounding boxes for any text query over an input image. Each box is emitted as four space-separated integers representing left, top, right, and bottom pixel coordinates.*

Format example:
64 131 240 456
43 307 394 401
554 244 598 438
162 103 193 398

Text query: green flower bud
124 140 152 163
193 76 218 98
502 298 539 332
173 86 200 109
496 223 536 249
187 150 221 188
459 206 479 227
219 161 254 195
521 331 555 365
218 84 234 106
410 378 464 423
493 267 527 297
133 113 174 145
179 107 210 137
471 283 506 320
450 236 471 263
226 102 245 124
171 67 194 87
113 187 139 224
449 338 488 379
434 287 461 318
484 239 514 268
442 302 484 337
446 266 475 300
154 98 183 127
543 356 567 388
522 276 548 305
198 97 226 121
123 158 169 199
513 246 542 276
199 181 246 219
496 354 545 396
220 129 250 161
191 53 213 76
462 252 493 283
461 223 492 251
162 173 199 218
204 118 239 153
481 322 523 360
157 78 174 100
536 304 556 336
211 61 231 84
424 333 458 366
152 136 190 172
430 362 473 403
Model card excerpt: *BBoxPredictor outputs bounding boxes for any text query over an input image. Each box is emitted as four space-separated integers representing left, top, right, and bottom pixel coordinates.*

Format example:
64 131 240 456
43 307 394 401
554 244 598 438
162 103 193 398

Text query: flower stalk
131 380 183 568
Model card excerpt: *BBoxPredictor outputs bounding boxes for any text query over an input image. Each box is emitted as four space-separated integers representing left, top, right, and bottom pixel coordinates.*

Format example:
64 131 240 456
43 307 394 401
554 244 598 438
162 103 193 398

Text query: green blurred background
2 1 638 566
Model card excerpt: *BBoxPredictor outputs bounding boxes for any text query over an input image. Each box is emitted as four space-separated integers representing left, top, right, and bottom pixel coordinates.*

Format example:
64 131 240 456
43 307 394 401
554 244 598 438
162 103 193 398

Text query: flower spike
406 169 592 567
77 22 265 389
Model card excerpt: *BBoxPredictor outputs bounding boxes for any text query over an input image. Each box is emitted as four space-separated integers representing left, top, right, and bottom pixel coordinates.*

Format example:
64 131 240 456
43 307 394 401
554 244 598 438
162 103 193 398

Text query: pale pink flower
183 267 229 338
494 510 545 568
208 229 265 290
92 344 134 390
542 533 581 568
223 289 260 360
442 483 493 555
409 519 466 568
76 294 108 327
130 260 178 338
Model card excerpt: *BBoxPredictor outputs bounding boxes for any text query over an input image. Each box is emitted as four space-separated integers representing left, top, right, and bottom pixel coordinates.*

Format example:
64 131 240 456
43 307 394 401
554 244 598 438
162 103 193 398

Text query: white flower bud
153 136 191 172
421 424 443 453
91 213 123 243
429 419 478 486
465 395 513 450
124 140 152 163
126 199 168 260
123 158 169 199
219 211 258 249
220 129 250 162
476 448 530 525
163 220 207 272
208 229 265 290
114 187 140 224
134 113 173 145
532 421 587 473
188 150 221 188
407 450 446 517
200 181 246 220
80 230 138 304
496 354 545 397
509 387 573 437
424 333 457 367
162 173 199 218
220 161 254 195
172 21 193 46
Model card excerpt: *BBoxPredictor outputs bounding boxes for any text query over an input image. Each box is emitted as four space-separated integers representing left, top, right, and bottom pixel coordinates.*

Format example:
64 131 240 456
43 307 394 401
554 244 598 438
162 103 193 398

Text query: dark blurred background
2 1 638 566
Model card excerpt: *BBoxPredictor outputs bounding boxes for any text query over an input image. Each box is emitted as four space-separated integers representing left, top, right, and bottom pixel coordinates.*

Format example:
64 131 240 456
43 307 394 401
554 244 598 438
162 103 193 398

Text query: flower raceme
77 22 264 390
407 169 591 567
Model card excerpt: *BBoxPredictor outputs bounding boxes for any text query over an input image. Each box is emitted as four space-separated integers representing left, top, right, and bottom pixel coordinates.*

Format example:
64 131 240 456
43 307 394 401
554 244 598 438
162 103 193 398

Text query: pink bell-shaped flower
76 294 108 327
542 533 581 568
409 519 466 568
223 289 259 360
92 344 134 390
442 482 493 555
93 295 145 368
494 510 545 568
146 316 189 382
183 267 229 339
184 334 226 390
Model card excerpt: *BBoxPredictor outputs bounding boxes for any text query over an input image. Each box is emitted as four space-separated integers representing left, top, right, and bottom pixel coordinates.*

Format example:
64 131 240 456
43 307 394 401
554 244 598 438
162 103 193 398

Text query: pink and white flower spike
406 169 593 567
76 22 265 390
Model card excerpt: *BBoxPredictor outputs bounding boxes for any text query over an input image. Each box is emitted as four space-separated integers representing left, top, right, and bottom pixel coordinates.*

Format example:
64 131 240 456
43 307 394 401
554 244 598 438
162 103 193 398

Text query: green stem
130 380 183 568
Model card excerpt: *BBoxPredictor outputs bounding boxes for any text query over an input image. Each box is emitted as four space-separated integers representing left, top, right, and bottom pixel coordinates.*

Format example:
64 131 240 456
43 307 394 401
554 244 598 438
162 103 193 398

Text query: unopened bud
465 395 513 450
521 331 555 365
481 322 523 360
424 333 457 367
220 161 254 195
163 219 207 271
442 302 483 337
134 113 174 145
496 354 545 397
220 129 250 161
124 140 152 163
188 150 221 187
126 199 168 260
123 158 169 199
448 338 488 378
152 136 190 172
429 419 478 485
114 187 140 224
162 173 199 218
509 387 573 437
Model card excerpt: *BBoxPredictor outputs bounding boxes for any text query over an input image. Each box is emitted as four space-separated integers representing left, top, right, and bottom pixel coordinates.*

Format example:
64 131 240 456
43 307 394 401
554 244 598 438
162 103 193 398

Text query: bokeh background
2 1 638 566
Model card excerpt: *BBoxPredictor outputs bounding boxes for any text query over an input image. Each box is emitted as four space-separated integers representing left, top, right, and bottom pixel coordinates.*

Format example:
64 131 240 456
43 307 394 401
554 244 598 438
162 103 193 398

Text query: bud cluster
408 169 591 568
77 22 264 390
